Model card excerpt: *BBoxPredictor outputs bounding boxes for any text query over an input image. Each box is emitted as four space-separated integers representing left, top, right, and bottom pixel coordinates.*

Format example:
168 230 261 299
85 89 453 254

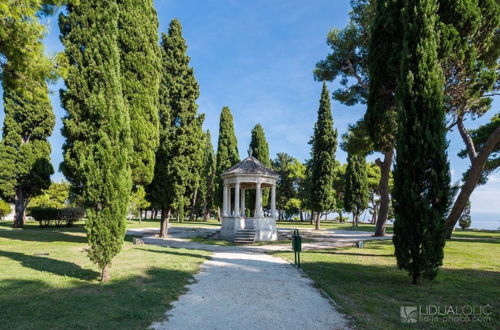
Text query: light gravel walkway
151 250 349 330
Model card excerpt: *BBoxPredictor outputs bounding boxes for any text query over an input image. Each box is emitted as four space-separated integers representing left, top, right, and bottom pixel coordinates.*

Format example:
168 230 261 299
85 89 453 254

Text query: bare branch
341 59 368 90
457 115 477 163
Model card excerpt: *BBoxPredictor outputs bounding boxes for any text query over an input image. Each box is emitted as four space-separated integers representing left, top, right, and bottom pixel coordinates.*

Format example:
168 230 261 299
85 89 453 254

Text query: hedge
28 207 85 227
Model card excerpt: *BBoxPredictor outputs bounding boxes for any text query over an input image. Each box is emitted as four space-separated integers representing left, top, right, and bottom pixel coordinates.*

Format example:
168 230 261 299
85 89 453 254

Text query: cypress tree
309 83 337 230
0 43 54 228
214 106 239 217
117 0 161 187
248 124 271 210
199 130 216 220
393 0 451 284
59 0 131 282
147 19 203 237
343 153 369 227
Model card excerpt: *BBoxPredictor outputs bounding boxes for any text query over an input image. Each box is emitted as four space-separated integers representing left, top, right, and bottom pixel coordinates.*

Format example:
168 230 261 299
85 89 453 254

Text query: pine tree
199 130 216 220
214 106 239 217
117 0 161 187
393 0 451 284
309 83 337 230
248 124 271 211
59 0 131 282
0 26 54 228
458 201 472 230
146 19 203 237
343 153 369 227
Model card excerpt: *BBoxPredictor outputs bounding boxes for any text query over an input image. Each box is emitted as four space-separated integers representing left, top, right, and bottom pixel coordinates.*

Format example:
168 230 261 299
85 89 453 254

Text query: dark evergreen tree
199 130 216 220
309 83 337 230
59 0 131 281
458 201 472 230
214 106 239 217
248 124 271 211
117 0 161 187
272 153 295 220
393 0 451 284
146 19 203 237
343 153 368 227
0 45 54 228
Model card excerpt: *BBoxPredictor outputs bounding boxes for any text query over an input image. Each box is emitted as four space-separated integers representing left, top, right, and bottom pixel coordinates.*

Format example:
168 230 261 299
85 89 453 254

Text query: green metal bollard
292 229 302 268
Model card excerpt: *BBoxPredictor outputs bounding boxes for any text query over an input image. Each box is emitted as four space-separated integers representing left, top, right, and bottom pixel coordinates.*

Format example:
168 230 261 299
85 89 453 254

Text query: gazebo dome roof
222 156 278 178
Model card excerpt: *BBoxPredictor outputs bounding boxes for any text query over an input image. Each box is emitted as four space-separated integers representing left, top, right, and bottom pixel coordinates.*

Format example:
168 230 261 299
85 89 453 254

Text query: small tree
458 201 472 230
343 153 369 227
128 186 150 222
29 182 70 209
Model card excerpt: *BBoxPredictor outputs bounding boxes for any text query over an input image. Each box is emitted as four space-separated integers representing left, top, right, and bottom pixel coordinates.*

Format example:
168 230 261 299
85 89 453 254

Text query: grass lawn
276 231 499 329
0 222 210 329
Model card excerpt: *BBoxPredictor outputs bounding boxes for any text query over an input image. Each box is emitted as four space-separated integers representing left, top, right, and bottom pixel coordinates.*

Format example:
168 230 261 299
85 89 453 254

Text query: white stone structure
220 156 279 241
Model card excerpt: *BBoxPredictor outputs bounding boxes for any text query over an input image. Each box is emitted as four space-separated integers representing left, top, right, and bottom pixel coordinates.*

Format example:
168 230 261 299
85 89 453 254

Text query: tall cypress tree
147 19 203 237
214 106 239 217
393 0 451 284
117 0 161 188
309 83 337 230
59 0 131 282
248 124 271 210
199 130 216 220
343 153 369 227
0 41 54 228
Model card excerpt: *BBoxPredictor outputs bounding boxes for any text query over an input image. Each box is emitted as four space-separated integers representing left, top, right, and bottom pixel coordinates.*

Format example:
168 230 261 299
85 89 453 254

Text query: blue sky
0 0 498 228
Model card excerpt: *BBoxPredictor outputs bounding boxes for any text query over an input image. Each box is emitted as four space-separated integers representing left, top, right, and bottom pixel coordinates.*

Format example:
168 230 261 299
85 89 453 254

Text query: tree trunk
138 208 142 223
153 209 158 220
299 209 304 221
216 207 221 222
159 208 170 238
14 187 26 228
374 150 393 236
314 212 320 230
189 188 198 221
338 211 343 223
445 125 500 237
101 264 110 282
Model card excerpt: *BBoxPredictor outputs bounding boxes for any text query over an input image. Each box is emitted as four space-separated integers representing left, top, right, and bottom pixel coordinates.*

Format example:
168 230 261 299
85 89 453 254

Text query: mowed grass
0 222 210 330
276 231 500 330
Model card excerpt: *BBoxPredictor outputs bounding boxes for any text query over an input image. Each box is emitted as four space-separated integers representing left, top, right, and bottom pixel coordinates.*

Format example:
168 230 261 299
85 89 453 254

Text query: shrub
28 206 85 227
459 201 472 230
0 200 11 219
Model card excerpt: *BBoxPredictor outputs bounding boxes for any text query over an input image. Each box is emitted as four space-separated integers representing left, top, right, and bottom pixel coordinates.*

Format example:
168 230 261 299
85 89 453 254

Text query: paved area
151 250 348 330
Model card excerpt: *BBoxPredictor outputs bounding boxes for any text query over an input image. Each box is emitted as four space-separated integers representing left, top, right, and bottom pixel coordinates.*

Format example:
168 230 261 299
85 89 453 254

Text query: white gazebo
219 156 279 242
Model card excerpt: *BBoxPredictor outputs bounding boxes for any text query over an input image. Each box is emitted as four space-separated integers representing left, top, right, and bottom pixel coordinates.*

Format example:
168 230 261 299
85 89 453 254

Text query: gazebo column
227 185 232 216
222 182 228 216
241 188 246 216
234 183 240 216
255 182 263 217
271 184 276 218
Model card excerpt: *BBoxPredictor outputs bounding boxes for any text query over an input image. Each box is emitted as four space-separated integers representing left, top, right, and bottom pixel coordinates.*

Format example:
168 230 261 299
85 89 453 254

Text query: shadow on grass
0 228 87 244
0 250 99 280
134 246 211 259
0 267 201 330
313 250 393 258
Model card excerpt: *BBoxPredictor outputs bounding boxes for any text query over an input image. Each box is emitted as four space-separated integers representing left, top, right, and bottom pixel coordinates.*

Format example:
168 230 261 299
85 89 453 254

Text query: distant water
468 213 500 230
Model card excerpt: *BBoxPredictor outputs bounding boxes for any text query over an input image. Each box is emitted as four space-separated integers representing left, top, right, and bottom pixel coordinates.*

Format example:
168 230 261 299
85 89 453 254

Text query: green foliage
214 107 239 207
59 0 132 275
128 186 150 218
29 182 70 208
393 0 451 284
314 0 371 105
309 83 338 212
198 130 216 216
365 0 402 152
147 19 204 215
343 153 369 224
272 153 305 219
458 201 472 230
458 114 499 184
28 206 85 227
249 124 271 207
118 0 161 187
0 199 11 219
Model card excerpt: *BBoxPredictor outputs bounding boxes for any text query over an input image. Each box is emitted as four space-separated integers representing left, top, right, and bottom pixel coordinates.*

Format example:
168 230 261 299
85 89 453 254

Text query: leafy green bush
28 206 85 227
0 200 11 219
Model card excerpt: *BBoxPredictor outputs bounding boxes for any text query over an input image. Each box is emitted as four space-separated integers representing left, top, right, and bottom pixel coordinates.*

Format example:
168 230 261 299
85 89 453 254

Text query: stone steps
234 229 256 244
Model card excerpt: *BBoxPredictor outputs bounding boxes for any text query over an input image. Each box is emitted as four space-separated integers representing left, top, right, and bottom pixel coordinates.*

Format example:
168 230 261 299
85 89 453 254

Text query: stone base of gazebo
220 216 278 242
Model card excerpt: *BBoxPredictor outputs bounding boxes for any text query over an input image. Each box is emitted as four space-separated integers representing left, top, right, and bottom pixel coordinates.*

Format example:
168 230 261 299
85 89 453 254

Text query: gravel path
151 250 349 330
